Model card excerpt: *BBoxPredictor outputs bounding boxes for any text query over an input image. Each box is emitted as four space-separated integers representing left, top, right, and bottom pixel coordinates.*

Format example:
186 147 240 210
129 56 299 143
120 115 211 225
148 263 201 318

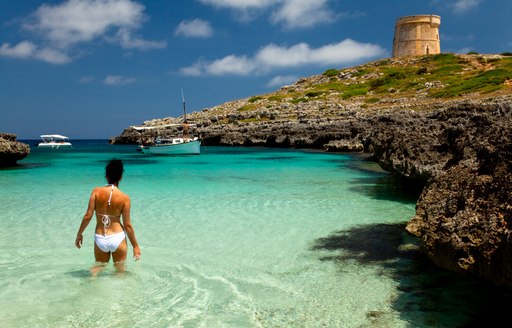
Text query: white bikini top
98 184 119 236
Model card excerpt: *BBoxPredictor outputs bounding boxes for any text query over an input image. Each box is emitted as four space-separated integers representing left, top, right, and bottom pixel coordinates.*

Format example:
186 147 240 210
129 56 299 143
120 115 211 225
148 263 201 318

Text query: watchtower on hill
392 15 441 57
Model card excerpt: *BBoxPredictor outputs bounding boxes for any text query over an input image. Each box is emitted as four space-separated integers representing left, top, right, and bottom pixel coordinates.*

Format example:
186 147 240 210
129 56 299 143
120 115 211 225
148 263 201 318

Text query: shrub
323 69 339 77
248 96 263 103
416 67 428 75
268 95 284 101
427 53 458 65
341 85 368 99
306 91 323 98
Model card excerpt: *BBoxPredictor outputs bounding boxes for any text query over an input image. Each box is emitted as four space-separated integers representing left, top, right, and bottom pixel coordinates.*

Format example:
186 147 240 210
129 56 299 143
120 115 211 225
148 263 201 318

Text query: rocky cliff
111 54 512 289
0 133 30 166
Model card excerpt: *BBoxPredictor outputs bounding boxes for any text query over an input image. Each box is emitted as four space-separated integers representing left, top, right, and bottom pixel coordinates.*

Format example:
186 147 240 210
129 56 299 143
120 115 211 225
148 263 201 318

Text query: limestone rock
0 133 30 166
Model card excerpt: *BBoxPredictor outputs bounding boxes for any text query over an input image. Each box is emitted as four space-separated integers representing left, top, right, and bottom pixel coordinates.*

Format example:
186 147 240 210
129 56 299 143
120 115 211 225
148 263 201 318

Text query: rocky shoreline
112 94 512 289
0 133 30 167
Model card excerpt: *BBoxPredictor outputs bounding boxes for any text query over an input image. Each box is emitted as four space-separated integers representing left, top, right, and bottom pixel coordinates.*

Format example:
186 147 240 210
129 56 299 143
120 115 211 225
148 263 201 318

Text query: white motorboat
37 135 72 149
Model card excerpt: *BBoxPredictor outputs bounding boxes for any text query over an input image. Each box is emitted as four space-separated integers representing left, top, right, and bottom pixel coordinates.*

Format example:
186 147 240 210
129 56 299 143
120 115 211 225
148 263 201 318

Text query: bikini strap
102 215 111 236
107 184 115 206
102 184 115 236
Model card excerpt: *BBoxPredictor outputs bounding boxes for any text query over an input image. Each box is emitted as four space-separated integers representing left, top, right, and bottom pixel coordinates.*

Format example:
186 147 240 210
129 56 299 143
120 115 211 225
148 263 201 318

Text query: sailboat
135 90 201 155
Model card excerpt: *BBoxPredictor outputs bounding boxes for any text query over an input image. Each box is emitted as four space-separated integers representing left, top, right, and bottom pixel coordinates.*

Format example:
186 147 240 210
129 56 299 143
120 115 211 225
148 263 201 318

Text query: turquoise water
0 141 509 327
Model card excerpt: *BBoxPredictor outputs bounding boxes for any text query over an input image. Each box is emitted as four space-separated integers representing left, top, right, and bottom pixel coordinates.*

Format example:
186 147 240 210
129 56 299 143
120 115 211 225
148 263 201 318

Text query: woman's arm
75 190 96 249
122 197 141 260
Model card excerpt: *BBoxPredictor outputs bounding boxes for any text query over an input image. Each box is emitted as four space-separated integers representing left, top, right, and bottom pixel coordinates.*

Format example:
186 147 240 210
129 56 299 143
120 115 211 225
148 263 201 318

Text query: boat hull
138 140 201 155
37 142 72 150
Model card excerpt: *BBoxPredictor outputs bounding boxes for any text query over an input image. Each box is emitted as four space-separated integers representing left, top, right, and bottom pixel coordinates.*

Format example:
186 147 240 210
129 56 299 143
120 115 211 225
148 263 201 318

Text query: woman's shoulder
121 191 131 201
91 186 106 195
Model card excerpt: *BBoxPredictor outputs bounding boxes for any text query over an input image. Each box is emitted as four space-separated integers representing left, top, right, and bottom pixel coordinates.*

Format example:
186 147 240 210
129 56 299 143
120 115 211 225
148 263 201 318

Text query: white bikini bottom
95 231 126 253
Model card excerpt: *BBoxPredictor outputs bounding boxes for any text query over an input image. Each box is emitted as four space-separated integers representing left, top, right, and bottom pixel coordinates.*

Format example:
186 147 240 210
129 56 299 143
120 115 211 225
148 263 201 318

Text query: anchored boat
134 90 201 155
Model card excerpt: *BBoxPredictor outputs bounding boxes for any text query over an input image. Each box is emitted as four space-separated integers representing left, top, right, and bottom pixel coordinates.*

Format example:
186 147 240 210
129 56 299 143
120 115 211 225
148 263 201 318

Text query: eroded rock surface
0 133 30 166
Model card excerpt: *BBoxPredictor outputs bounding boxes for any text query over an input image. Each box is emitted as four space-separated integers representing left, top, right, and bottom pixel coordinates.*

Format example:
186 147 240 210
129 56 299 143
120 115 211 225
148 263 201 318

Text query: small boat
137 136 201 155
37 134 72 149
134 90 201 155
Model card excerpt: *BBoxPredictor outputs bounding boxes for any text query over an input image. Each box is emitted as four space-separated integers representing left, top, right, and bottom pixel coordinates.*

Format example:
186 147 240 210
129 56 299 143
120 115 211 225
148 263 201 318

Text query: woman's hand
75 234 83 249
133 245 141 261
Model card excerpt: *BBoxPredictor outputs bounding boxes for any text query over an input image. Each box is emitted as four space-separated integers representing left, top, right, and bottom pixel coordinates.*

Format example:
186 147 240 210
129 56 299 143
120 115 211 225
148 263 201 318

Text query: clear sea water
1 140 510 328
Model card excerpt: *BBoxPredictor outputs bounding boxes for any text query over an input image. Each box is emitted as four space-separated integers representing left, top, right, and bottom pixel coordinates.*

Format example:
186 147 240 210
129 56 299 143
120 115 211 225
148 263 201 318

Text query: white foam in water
0 142 482 327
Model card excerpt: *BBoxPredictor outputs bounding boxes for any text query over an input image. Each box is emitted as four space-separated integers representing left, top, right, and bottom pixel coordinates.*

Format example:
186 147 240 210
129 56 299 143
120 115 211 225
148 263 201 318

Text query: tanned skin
75 162 140 274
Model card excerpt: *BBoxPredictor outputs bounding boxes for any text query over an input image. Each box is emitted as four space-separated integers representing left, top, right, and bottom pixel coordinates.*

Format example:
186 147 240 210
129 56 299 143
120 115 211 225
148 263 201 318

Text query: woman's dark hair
106 159 124 184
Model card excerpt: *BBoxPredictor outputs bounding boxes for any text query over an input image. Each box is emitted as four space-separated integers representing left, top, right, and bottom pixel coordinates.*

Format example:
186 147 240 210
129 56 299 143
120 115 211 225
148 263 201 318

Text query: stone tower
392 15 441 57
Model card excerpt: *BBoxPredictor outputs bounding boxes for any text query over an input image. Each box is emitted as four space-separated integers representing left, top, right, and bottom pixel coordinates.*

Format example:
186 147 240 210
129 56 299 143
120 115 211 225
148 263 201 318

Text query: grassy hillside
255 53 512 106
147 53 512 127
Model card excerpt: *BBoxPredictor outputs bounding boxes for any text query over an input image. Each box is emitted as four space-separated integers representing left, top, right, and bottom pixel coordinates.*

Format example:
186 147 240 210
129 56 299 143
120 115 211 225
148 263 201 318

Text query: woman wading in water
75 159 141 274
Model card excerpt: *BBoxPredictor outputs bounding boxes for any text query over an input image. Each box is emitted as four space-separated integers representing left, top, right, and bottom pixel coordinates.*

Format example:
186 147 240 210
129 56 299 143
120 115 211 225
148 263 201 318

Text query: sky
1 0 511 139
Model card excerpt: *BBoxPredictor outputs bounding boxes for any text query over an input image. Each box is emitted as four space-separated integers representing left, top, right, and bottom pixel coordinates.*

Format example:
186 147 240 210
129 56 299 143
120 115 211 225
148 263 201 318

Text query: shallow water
0 141 510 327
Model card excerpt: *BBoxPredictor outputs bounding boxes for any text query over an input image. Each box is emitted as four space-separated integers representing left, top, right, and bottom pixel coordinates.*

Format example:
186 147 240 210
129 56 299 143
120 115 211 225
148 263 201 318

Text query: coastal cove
1 141 511 327
112 54 512 290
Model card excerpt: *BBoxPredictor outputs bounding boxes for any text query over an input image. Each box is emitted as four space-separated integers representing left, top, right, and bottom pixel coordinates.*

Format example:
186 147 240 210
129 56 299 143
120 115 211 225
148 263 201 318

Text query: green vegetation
238 104 256 112
268 94 286 102
248 96 263 103
305 91 324 98
323 69 339 77
228 54 512 115
432 68 512 97
289 97 308 104
341 84 368 99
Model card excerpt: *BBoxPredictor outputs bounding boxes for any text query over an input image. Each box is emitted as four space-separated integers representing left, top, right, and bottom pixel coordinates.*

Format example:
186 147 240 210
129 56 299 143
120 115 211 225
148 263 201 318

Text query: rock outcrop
0 133 30 166
403 101 512 288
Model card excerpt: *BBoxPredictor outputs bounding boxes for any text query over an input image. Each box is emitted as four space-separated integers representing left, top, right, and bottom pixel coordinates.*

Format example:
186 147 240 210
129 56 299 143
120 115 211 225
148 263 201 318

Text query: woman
75 159 141 273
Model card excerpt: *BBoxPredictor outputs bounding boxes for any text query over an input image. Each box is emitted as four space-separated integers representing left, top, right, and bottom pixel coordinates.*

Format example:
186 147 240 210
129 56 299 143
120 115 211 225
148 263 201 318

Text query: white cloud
115 29 166 50
175 19 213 38
26 0 147 47
0 41 71 64
104 75 136 85
271 0 335 29
34 47 72 64
267 75 298 87
1 0 165 64
451 0 481 13
181 39 385 76
0 41 37 59
199 0 335 28
183 55 257 76
198 0 278 10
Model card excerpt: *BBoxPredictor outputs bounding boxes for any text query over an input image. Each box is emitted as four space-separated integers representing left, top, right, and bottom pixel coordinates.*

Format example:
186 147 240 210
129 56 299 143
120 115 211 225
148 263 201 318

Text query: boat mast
181 88 187 122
